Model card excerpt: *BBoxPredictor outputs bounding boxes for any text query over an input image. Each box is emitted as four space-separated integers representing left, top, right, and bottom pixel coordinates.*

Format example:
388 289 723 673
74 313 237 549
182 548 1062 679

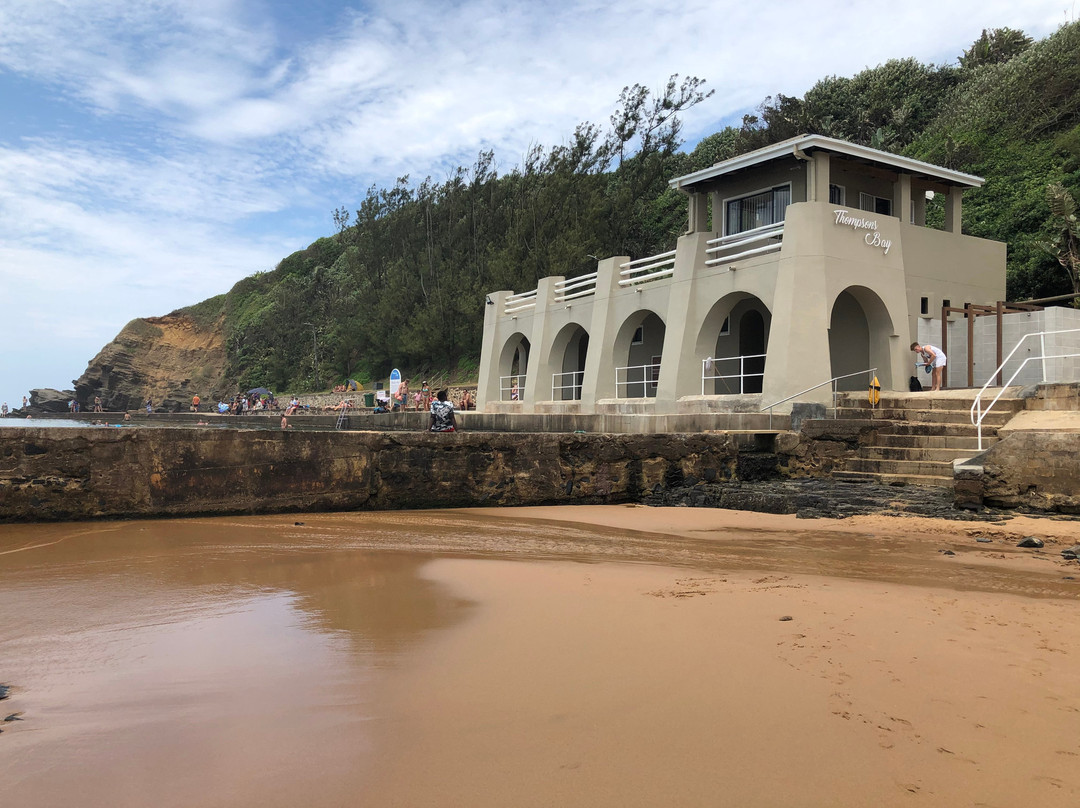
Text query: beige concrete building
478 134 1005 415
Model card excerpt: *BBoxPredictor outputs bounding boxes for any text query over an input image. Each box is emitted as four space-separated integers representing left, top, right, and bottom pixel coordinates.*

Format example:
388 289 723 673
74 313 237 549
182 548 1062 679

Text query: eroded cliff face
74 313 228 412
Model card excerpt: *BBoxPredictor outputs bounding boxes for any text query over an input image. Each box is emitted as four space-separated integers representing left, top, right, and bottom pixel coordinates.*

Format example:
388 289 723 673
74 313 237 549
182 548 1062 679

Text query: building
477 134 1006 415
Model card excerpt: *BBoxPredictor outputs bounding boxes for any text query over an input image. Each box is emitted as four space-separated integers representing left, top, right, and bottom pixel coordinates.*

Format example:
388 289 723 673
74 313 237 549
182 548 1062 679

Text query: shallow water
2 509 1079 807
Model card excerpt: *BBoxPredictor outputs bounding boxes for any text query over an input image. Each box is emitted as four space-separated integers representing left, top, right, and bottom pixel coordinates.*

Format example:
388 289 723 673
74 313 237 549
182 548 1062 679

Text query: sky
0 0 1072 408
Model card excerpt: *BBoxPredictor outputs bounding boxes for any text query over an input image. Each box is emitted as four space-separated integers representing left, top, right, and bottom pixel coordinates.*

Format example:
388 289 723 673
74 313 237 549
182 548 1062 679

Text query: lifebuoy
868 375 881 406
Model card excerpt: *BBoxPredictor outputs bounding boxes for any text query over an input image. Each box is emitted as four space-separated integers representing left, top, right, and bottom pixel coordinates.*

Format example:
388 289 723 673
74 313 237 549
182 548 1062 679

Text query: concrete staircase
828 390 1025 488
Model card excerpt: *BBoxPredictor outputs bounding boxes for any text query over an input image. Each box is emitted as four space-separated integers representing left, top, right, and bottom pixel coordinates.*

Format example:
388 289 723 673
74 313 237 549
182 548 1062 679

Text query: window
725 185 791 235
631 326 643 345
859 192 892 216
920 297 928 315
829 184 846 205
718 317 730 337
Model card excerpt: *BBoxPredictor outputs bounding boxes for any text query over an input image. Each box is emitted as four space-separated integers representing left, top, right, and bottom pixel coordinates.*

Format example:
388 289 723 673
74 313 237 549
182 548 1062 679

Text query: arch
695 294 772 395
829 286 895 391
497 332 531 400
613 310 666 398
549 323 589 400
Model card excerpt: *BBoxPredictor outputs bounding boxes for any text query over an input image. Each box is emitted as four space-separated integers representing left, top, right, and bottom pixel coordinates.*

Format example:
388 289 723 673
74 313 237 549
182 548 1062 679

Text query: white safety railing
618 249 676 288
701 353 766 395
504 290 537 314
614 363 661 398
970 328 1080 451
760 368 877 428
705 221 784 267
553 273 598 303
500 375 526 401
552 370 584 401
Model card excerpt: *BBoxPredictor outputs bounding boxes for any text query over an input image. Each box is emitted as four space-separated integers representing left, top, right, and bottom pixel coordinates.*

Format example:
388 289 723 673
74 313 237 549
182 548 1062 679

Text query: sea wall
0 426 762 522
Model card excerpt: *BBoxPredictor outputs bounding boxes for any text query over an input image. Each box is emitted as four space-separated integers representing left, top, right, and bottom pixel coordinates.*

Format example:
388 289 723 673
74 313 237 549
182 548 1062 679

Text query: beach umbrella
246 387 273 398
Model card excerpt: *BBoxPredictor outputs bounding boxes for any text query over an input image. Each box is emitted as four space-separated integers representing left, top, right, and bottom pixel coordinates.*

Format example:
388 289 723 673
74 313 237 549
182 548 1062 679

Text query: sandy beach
1 505 1079 806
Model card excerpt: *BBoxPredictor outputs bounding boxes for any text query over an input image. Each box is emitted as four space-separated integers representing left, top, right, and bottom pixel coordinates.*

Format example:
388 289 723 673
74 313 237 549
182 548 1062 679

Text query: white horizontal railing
618 249 676 288
614 363 660 398
553 272 597 303
552 370 584 401
500 375 526 401
504 290 537 314
705 221 784 267
970 328 1080 451
760 368 877 428
701 353 767 395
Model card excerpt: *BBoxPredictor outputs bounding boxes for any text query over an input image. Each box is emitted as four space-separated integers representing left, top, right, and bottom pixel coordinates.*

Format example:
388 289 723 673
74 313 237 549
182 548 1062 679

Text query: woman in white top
911 342 947 392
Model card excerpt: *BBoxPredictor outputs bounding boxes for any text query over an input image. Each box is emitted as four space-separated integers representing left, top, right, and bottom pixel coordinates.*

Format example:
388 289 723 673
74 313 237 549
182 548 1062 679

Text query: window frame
722 182 792 236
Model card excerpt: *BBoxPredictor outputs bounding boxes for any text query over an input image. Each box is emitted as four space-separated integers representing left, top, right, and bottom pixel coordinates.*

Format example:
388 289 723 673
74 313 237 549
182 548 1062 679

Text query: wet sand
1 506 1079 806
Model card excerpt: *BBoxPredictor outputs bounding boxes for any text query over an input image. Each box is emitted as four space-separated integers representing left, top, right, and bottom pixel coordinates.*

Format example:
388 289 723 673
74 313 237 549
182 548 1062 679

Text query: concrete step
841 457 955 477
858 446 977 462
836 407 1013 426
831 470 954 488
874 433 991 451
836 390 1026 413
873 421 995 438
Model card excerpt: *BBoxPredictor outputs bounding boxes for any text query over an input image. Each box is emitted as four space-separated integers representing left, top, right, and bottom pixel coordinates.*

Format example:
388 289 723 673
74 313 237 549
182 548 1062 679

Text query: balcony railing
618 250 676 288
553 273 597 303
705 221 784 267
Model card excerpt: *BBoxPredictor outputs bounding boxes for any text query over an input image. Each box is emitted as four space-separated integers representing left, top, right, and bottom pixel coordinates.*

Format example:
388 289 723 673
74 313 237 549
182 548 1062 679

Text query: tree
1041 182 1080 303
960 27 1033 70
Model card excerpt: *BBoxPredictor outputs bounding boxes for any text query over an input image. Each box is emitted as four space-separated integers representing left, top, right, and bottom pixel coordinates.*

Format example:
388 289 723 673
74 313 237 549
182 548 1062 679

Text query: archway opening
696 295 771 395
829 287 893 391
498 334 531 400
617 312 665 398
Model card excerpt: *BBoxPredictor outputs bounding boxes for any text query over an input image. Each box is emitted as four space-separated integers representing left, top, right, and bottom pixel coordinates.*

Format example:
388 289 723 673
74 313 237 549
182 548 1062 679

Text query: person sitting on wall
429 389 456 433
460 389 474 410
910 342 947 392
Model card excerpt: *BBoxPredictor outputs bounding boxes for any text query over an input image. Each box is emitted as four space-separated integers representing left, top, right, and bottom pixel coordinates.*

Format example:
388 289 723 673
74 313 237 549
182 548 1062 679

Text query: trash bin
363 392 375 408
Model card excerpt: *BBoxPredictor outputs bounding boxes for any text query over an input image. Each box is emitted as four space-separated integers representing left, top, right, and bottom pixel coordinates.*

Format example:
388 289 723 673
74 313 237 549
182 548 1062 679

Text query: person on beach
192 395 200 413
911 342 947 392
429 390 456 432
1 402 7 417
22 395 28 410
94 396 102 412
280 415 291 429
145 398 153 414
420 381 431 411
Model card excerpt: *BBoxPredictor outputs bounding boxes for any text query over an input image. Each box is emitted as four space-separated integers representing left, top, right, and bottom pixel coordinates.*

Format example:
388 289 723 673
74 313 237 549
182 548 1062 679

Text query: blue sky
0 0 1070 409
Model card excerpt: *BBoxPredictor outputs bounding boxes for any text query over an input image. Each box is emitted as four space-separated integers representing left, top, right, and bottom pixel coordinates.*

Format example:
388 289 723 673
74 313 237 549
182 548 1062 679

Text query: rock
975 537 993 543
28 389 77 414
1017 536 1044 549
779 615 793 621
74 312 228 412
940 549 956 556
3 713 23 721
0 684 8 700
1062 545 1080 560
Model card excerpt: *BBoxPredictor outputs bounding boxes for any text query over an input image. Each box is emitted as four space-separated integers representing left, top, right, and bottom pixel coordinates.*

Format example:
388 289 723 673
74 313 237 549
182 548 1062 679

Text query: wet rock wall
0 427 748 522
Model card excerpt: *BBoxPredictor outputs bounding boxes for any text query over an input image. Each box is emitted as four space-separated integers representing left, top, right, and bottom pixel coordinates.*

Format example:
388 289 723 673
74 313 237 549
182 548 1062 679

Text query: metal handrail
614 363 661 398
500 375 526 401
970 332 1080 450
551 370 584 401
701 353 767 395
760 368 877 428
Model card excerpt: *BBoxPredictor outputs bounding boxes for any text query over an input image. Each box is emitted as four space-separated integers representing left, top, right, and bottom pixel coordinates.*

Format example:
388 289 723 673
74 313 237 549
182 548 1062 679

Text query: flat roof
669 134 984 191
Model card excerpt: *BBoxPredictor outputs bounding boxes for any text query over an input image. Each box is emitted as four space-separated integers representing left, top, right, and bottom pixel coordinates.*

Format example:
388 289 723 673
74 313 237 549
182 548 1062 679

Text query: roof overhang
669 134 984 192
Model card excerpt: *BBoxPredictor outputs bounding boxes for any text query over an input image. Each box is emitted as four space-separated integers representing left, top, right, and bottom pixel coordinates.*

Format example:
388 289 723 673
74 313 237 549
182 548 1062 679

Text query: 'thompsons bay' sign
833 209 892 255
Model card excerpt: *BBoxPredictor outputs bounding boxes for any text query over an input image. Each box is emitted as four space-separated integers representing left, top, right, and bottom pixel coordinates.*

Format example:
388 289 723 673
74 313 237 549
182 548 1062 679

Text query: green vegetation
179 24 1080 393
